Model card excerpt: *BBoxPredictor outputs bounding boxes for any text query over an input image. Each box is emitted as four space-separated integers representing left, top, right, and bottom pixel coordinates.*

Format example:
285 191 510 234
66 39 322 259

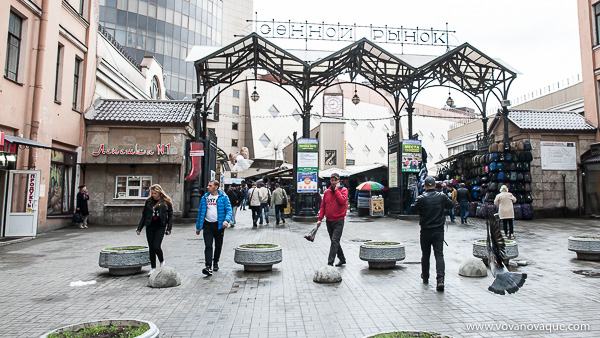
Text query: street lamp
251 87 260 102
446 88 454 108
352 83 360 105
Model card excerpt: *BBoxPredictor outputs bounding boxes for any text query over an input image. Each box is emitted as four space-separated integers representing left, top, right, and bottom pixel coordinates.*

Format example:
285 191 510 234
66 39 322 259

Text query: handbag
72 212 83 223
304 226 320 242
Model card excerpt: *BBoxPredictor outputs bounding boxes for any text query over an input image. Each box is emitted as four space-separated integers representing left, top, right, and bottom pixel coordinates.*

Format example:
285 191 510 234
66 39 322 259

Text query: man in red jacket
317 173 348 266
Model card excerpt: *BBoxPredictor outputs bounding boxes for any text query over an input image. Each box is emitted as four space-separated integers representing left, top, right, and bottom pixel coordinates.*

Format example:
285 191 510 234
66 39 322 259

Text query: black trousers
420 226 445 282
250 206 261 224
503 218 514 235
275 204 285 223
146 226 165 268
326 219 346 265
203 221 224 267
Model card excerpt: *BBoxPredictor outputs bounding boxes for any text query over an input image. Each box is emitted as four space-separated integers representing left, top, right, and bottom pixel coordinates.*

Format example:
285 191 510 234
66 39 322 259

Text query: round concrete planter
359 242 405 269
40 319 159 338
473 239 518 266
568 236 600 261
364 330 451 338
234 244 282 272
98 246 150 275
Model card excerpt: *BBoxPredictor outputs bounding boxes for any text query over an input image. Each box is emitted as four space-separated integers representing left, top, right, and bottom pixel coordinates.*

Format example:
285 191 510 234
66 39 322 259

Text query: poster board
401 139 422 173
297 138 319 192
389 153 398 188
540 141 576 170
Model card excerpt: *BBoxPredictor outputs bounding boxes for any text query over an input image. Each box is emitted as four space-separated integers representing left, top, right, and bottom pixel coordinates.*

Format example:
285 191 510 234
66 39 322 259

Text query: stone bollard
313 265 342 283
148 266 181 288
458 257 487 277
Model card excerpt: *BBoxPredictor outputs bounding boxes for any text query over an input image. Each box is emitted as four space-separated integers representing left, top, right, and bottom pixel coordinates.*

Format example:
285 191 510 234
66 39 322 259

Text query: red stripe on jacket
318 186 348 222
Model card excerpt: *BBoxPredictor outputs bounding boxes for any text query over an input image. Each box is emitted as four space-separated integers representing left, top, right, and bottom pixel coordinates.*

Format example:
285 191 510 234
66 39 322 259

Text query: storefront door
4 170 40 237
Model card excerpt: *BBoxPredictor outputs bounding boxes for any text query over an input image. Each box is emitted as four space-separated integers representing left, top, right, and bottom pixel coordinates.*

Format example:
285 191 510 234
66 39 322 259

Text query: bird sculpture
486 213 527 295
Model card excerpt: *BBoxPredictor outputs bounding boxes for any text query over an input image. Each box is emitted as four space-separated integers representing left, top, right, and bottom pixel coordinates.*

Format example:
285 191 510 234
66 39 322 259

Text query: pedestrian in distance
239 183 248 210
258 182 271 225
195 180 232 276
456 183 471 224
271 183 288 225
247 182 263 227
76 184 90 229
317 173 348 267
411 176 453 291
226 184 240 228
136 184 173 276
494 185 517 239
447 184 457 223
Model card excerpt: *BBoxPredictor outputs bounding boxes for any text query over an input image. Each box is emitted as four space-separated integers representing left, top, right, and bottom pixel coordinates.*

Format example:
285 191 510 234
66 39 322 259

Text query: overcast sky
252 0 581 112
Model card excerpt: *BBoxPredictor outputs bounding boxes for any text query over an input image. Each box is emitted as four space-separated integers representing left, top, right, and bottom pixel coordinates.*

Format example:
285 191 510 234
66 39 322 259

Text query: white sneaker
78 224 84 229
148 268 155 276
160 261 165 267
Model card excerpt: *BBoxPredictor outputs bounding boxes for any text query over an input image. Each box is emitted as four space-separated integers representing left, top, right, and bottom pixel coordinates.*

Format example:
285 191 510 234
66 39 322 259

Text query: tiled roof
87 100 195 124
507 110 596 130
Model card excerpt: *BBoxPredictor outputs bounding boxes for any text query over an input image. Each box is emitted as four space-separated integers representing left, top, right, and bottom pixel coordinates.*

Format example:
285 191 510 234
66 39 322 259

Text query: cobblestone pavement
1 210 599 337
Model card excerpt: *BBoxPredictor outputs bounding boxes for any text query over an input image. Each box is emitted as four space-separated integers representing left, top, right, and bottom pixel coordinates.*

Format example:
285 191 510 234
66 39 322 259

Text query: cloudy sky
252 0 581 112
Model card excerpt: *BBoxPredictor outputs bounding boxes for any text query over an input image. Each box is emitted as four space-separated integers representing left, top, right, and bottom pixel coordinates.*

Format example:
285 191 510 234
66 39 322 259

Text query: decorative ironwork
476 133 495 152
98 24 140 69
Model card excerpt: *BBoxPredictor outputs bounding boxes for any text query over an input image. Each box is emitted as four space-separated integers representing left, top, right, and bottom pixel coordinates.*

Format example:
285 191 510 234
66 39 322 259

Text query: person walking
195 180 232 276
494 185 517 239
76 185 90 228
247 182 262 227
226 184 240 228
136 184 173 276
271 183 288 225
317 173 348 267
411 176 453 291
239 183 248 210
446 184 456 223
456 183 471 224
258 182 271 225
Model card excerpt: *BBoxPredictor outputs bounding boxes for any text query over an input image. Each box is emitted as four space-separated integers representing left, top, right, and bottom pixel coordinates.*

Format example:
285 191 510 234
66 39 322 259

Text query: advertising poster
401 139 422 173
389 153 398 188
297 138 318 193
370 197 384 216
540 141 576 170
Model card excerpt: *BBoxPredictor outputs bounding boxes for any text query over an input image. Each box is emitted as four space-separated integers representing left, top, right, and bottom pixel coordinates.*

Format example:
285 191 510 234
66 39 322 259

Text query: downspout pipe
29 1 49 167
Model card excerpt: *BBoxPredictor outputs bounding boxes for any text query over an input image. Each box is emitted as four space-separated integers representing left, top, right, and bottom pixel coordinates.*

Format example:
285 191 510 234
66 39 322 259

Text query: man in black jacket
412 176 453 291
456 183 471 224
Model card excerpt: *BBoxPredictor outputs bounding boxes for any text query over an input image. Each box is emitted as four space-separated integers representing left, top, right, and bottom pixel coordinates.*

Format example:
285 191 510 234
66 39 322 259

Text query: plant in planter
359 242 405 269
365 330 451 337
472 239 518 266
568 236 600 261
98 246 150 276
41 319 159 338
234 244 282 272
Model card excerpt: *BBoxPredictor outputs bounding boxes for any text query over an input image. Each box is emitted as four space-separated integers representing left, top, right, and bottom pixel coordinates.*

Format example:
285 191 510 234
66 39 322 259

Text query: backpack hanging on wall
517 140 525 151
524 140 532 151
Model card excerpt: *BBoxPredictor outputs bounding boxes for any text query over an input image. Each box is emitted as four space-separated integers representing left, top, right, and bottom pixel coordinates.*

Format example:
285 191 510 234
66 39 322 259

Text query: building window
350 120 358 129
232 139 238 147
367 122 374 132
363 145 370 155
269 105 279 117
292 109 301 121
233 89 239 98
347 143 353 154
72 57 82 110
115 175 152 199
5 12 23 82
595 2 600 45
379 147 386 157
346 159 355 166
232 122 238 130
54 44 64 103
259 133 271 147
79 0 84 15
47 150 76 215
232 105 239 114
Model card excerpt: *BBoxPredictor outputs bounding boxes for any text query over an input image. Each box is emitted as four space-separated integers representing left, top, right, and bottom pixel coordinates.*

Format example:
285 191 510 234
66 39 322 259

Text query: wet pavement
0 210 599 337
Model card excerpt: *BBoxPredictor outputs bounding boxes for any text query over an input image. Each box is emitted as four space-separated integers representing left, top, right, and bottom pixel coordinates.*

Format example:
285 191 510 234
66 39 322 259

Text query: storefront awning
435 150 476 165
4 135 52 149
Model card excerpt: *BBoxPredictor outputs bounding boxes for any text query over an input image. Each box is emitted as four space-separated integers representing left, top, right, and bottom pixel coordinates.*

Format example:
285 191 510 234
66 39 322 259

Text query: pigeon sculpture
486 213 527 295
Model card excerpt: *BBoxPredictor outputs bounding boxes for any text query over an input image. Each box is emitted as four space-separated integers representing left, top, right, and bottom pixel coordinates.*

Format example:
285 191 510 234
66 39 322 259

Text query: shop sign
0 139 17 153
26 173 37 213
0 131 4 146
401 139 422 173
92 143 171 156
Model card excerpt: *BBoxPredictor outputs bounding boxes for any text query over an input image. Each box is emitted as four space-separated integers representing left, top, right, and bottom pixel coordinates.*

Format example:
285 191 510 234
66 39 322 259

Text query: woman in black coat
76 185 90 228
136 184 173 276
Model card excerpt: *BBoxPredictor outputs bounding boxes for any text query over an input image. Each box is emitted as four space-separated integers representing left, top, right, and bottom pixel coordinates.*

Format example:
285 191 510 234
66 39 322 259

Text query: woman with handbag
76 185 90 228
136 184 173 276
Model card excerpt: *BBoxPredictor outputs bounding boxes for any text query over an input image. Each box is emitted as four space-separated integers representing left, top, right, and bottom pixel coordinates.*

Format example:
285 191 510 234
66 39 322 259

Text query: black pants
250 206 261 224
503 218 514 235
275 204 285 224
146 226 165 268
326 219 346 265
203 221 224 267
420 226 445 282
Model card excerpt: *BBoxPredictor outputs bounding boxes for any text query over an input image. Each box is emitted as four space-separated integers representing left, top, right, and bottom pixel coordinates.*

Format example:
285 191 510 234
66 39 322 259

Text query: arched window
150 75 161 99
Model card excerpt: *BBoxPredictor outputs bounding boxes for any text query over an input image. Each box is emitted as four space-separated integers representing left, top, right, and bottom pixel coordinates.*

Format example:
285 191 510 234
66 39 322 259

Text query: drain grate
349 239 371 242
573 270 600 277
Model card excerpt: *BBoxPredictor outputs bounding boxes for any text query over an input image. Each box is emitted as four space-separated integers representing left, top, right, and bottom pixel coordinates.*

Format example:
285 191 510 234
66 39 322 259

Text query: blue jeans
448 203 455 222
275 204 285 224
459 201 469 223
259 203 269 224
230 206 237 225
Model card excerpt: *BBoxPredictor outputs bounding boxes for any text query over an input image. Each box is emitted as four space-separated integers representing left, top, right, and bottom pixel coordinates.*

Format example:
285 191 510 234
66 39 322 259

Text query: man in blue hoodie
196 180 232 276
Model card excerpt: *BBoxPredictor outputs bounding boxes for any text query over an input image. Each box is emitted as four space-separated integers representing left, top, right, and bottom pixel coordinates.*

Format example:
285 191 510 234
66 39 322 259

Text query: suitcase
476 204 483 218
513 203 523 220
469 201 477 216
522 203 533 220
486 203 497 216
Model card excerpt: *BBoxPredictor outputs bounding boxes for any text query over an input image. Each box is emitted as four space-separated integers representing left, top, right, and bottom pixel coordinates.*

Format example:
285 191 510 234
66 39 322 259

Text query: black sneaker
421 274 429 284
282 218 285 224
335 260 346 267
213 263 219 271
436 279 445 291
202 266 212 276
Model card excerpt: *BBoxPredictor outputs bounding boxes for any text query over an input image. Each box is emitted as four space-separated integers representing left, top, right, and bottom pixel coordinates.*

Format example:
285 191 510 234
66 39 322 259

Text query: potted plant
568 236 600 261
359 242 405 269
98 246 150 275
41 319 159 338
234 244 282 272
472 239 518 266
